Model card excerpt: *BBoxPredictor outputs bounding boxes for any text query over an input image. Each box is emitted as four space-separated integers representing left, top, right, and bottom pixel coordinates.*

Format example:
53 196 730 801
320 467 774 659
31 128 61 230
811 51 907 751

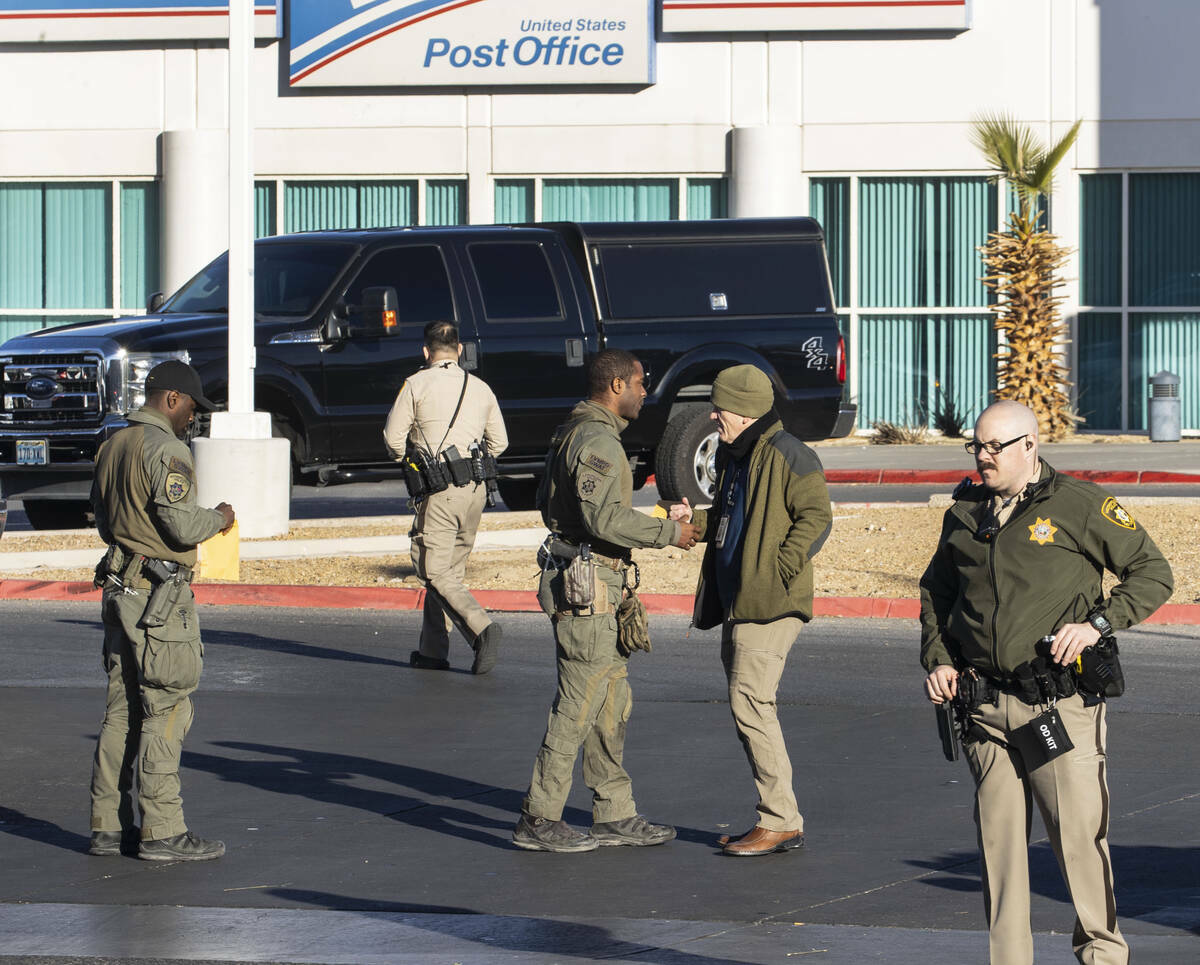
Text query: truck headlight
115 351 191 413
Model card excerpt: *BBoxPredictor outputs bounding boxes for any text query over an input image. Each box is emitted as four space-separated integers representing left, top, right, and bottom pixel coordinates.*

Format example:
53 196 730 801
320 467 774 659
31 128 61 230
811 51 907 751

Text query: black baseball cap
144 360 217 412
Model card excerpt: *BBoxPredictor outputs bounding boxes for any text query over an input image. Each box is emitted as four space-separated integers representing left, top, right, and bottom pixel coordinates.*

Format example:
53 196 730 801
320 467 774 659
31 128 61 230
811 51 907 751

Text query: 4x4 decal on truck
802 336 829 370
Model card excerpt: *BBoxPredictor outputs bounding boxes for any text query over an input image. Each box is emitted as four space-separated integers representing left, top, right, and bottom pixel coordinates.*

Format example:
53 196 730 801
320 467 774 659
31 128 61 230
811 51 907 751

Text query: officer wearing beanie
88 360 235 861
670 364 832 856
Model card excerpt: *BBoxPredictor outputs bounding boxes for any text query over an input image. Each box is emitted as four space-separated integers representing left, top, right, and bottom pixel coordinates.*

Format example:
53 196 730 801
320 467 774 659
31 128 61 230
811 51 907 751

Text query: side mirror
146 291 165 313
358 286 399 336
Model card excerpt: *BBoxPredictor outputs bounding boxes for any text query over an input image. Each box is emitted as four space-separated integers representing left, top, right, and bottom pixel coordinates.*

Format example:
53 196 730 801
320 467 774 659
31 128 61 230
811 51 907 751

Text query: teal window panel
255 181 276 238
0 315 99 341
359 181 417 228
686 179 728 220
1075 312 1122 431
120 182 160 310
857 313 994 429
44 183 111 310
285 182 359 232
426 180 467 226
494 179 534 223
0 315 48 341
0 184 44 309
859 177 995 309
1129 312 1200 430
543 179 678 222
1130 174 1200 306
1079 174 1122 307
810 177 850 307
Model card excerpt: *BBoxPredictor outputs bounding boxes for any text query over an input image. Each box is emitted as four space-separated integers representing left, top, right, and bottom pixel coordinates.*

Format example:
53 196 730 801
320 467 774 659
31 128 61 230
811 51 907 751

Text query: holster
562 548 596 609
137 559 194 629
1076 636 1124 698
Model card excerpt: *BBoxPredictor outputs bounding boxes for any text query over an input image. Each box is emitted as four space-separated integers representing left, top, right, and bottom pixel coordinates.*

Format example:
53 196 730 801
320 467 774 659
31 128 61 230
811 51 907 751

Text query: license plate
16 439 48 465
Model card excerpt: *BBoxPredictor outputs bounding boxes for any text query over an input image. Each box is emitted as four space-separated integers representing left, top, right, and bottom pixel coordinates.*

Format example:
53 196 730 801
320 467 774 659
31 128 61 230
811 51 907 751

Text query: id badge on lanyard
714 463 738 549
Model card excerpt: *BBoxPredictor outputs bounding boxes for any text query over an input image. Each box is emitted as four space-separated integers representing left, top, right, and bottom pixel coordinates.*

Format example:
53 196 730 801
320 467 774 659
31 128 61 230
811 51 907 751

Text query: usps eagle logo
1028 517 1057 545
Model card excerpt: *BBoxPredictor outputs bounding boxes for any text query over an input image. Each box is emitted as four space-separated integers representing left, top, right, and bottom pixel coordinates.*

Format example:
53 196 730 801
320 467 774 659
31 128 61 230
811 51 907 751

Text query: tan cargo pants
410 481 491 661
966 692 1126 965
523 564 637 824
90 583 202 841
721 617 804 832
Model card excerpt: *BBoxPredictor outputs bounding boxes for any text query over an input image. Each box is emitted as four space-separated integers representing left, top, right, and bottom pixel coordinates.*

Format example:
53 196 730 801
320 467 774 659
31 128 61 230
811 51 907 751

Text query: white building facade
1 0 1197 433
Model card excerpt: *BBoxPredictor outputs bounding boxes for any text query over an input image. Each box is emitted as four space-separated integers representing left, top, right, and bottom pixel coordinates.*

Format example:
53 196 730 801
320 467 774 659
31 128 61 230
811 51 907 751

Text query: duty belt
545 537 629 573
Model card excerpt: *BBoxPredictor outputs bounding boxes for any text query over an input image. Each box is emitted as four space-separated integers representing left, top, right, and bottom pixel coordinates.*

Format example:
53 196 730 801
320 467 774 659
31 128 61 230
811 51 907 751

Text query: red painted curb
3 579 1197 625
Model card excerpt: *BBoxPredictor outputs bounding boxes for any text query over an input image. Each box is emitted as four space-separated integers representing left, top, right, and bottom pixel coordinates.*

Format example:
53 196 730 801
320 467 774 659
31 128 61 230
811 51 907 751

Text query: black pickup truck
0 218 854 528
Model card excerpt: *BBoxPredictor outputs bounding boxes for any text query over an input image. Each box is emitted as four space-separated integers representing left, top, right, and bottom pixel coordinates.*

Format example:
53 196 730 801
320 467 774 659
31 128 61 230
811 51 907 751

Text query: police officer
383 320 508 674
512 349 701 853
88 360 235 861
920 400 1173 965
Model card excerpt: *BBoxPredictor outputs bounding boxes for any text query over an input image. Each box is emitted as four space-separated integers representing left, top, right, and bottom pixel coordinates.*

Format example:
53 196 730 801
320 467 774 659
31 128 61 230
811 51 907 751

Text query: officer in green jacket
88 360 235 862
513 349 700 853
670 364 832 856
920 400 1173 965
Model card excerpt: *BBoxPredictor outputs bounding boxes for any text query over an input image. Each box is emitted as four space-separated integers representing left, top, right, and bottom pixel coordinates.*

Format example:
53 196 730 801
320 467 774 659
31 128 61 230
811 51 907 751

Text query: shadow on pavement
911 845 1200 934
269 886 758 964
56 617 413 669
0 806 89 855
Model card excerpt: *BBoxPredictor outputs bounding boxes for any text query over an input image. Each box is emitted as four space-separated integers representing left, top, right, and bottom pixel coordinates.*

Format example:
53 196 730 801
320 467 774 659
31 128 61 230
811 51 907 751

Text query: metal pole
227 0 255 416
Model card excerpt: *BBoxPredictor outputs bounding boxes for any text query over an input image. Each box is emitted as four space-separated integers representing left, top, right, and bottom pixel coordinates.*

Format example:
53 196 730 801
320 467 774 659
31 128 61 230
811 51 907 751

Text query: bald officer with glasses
919 400 1172 965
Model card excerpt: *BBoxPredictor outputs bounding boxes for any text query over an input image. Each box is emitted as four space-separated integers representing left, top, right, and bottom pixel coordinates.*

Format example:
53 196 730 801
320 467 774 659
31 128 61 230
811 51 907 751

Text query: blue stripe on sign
290 0 471 76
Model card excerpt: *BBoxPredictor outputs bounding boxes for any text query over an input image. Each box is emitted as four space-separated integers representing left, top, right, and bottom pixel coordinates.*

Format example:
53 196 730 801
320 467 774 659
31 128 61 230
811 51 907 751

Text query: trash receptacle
1148 370 1180 442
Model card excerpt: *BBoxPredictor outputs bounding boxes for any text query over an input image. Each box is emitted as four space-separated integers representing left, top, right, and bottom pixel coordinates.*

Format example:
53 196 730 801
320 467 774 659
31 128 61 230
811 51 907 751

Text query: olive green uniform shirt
920 460 1174 676
91 407 225 565
542 400 679 557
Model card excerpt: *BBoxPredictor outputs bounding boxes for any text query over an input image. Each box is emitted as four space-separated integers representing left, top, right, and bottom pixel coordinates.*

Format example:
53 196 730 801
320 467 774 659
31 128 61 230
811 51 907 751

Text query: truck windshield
162 242 358 316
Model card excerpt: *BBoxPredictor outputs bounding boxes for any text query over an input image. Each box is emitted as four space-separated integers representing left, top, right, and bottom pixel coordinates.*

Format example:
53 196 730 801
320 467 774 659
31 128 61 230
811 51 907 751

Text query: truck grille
0 353 104 426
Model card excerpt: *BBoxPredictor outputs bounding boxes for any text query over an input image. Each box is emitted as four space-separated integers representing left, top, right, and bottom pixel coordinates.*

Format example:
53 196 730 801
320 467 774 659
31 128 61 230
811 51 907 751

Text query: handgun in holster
138 557 194 628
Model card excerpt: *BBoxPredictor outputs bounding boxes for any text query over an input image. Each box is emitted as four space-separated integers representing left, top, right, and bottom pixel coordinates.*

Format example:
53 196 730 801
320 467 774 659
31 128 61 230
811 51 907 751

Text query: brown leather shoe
716 827 756 848
722 827 804 856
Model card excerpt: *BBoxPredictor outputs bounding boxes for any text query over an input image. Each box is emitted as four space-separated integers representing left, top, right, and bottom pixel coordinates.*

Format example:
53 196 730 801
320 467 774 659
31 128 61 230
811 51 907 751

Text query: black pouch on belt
1076 636 1125 698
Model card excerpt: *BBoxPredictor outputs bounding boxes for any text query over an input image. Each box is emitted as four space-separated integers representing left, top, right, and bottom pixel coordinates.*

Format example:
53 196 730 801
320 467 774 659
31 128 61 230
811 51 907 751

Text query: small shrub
870 420 929 445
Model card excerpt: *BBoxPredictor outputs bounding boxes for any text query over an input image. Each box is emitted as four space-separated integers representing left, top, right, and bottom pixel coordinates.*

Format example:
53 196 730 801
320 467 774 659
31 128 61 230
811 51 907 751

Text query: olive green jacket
691 422 832 630
920 460 1174 676
541 400 679 557
91 408 226 566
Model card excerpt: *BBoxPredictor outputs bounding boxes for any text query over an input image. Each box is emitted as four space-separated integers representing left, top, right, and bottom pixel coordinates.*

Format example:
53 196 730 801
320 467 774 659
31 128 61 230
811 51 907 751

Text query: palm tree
971 114 1082 440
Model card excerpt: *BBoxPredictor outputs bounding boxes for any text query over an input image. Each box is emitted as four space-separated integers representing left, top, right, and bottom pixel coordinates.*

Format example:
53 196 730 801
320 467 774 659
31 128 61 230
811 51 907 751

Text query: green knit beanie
711 364 773 418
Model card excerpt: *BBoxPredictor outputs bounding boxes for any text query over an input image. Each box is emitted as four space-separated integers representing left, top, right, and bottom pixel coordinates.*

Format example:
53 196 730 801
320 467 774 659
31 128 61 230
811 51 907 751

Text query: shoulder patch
167 455 192 478
165 472 191 504
1101 496 1137 530
578 472 603 499
583 452 614 475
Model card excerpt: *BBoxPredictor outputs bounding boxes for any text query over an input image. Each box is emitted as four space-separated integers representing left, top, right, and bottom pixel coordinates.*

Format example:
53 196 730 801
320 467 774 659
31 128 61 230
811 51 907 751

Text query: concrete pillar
193 418 291 539
730 125 804 218
161 129 229 295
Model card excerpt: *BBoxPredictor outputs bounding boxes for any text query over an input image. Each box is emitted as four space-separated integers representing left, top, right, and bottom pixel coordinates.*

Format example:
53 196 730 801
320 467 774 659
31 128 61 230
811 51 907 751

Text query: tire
654 403 720 506
22 499 92 530
495 475 541 512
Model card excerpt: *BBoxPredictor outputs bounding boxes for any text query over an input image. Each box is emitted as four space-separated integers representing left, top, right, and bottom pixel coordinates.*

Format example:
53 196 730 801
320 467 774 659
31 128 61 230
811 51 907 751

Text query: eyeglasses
964 434 1028 456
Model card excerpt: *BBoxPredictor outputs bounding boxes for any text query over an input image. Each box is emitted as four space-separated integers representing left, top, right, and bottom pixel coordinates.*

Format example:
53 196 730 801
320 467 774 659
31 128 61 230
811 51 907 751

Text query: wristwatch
1086 608 1114 637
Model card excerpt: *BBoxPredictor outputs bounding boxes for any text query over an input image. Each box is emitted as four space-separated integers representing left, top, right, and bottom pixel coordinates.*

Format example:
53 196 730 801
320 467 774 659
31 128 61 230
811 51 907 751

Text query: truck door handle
461 341 479 371
565 338 584 368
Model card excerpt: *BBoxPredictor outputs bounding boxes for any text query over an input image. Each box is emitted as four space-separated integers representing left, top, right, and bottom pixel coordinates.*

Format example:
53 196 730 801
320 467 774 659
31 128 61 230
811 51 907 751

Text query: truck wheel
495 476 541 512
22 499 92 530
654 404 720 505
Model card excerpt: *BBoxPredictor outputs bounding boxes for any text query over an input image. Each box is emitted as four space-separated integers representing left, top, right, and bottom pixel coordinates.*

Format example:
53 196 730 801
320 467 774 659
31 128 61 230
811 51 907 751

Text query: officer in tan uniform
88 360 234 861
512 349 701 853
384 320 508 674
